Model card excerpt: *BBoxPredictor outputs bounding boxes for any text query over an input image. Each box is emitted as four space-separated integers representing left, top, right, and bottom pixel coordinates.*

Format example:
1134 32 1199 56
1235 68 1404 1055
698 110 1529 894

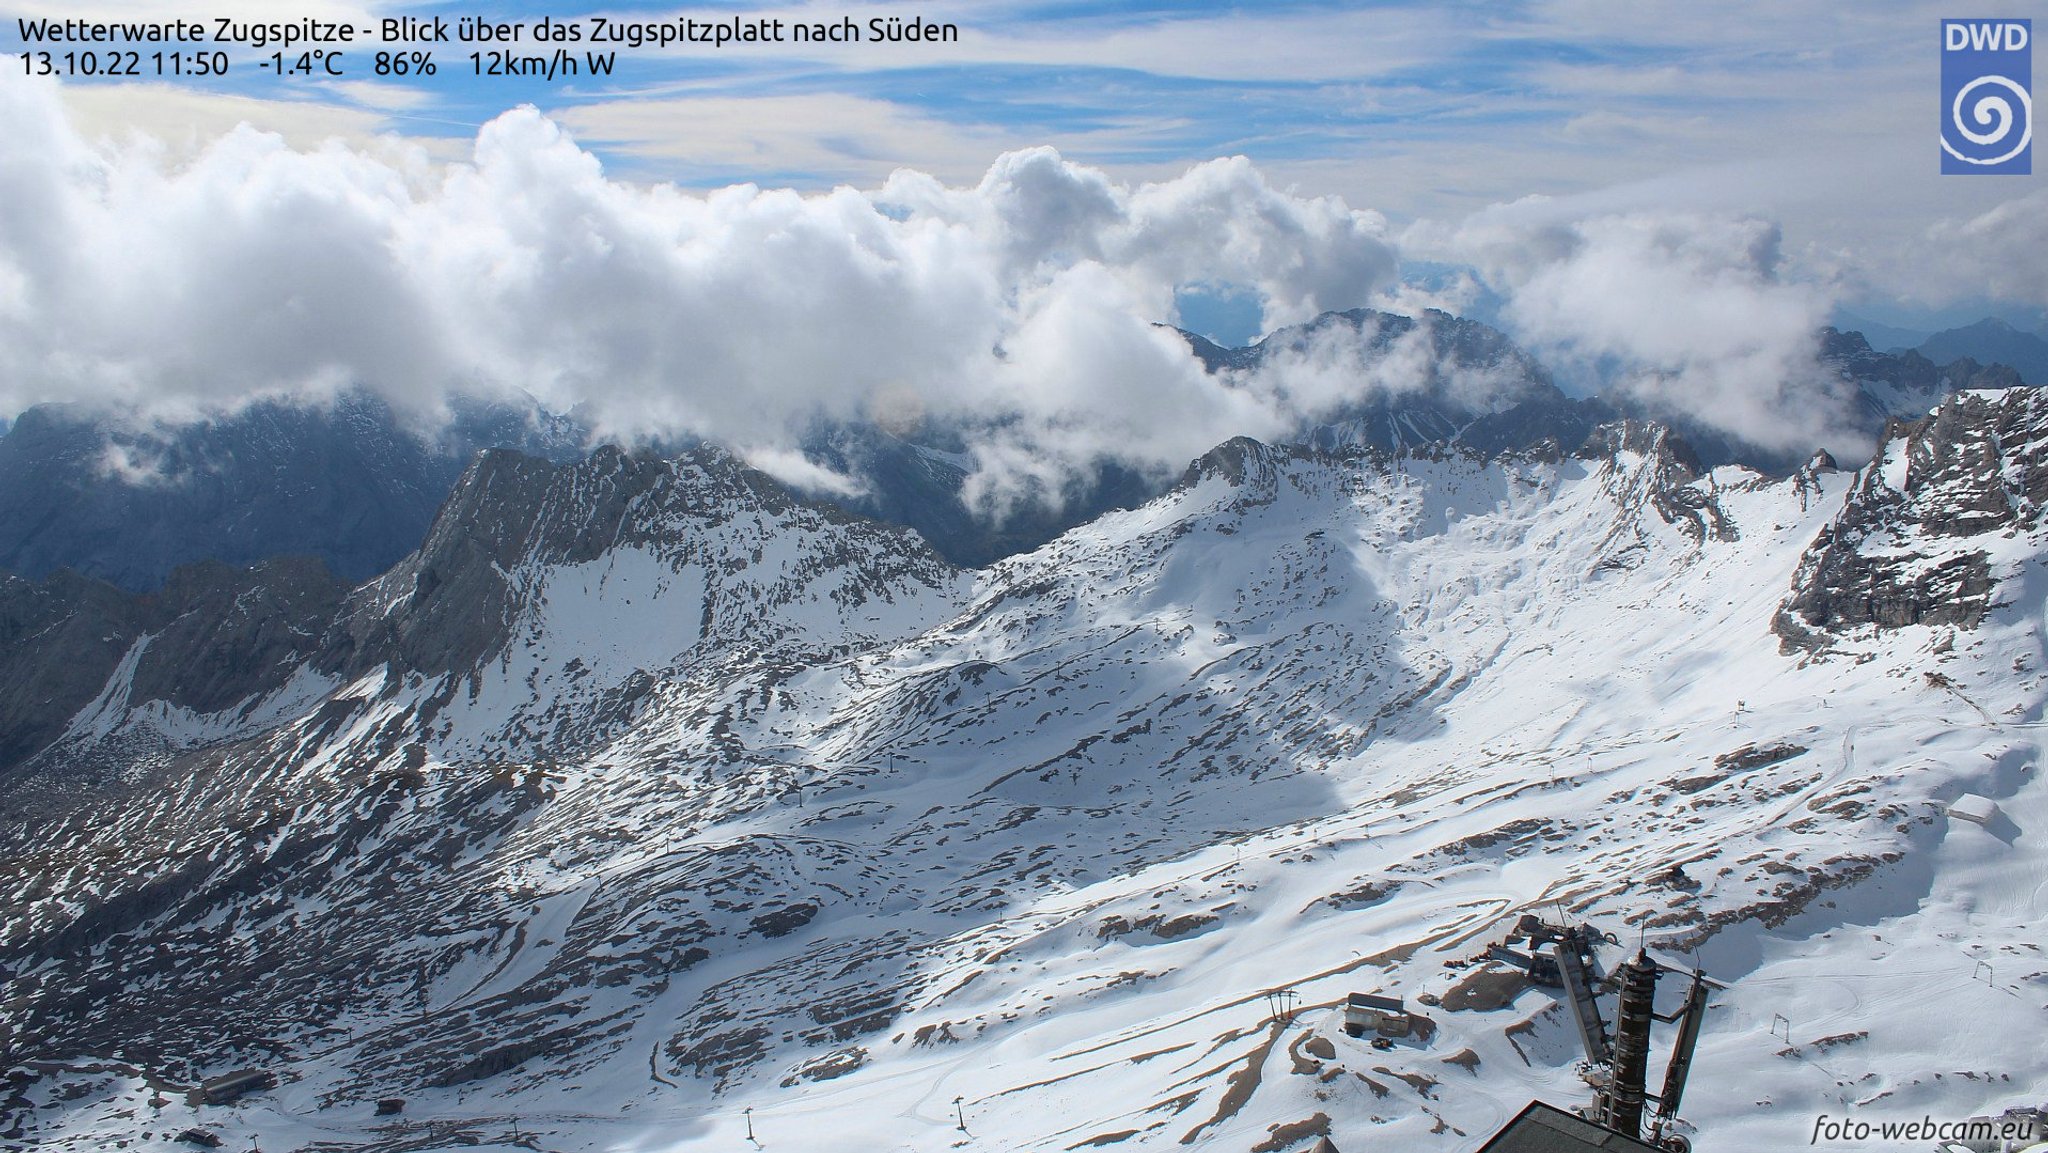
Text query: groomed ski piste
6 396 2045 1153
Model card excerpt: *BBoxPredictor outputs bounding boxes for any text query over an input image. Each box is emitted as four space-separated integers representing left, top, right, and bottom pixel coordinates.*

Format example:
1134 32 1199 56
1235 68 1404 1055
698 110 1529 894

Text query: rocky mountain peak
1574 418 1704 483
1777 387 2048 647
1175 436 1302 493
318 444 962 689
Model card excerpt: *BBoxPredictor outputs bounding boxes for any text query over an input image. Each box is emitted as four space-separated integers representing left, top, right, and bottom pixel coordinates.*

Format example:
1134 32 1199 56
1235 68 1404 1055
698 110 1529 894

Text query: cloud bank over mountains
1432 203 1857 458
0 76 2016 502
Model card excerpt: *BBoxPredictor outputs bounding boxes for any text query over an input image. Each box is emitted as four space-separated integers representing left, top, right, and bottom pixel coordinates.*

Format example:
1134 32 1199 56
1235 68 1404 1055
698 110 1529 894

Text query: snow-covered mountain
811 307 1608 570
2 390 2045 1153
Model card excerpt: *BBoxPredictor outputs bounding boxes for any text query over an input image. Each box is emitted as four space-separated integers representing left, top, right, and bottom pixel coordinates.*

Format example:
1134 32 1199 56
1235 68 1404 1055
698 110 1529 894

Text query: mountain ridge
2 388 2043 1151
1916 316 2048 384
0 308 2035 598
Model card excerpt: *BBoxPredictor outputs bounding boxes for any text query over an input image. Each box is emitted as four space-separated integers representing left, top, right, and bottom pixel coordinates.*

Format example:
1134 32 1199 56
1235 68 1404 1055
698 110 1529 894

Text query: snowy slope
3 394 2045 1153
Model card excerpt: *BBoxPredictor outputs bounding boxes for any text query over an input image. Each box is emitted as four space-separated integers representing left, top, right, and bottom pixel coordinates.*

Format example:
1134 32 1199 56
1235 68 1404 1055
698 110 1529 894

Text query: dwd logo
1942 19 2031 174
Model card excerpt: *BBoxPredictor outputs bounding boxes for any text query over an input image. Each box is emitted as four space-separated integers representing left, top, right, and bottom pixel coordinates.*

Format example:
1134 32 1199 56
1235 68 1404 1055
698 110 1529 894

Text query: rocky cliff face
1573 418 1740 549
0 569 150 773
1777 388 2048 647
1823 327 2026 426
0 557 345 789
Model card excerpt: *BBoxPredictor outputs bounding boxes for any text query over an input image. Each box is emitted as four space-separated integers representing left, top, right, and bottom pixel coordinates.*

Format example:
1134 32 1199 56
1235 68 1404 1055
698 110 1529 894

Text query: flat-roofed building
1477 1101 1666 1152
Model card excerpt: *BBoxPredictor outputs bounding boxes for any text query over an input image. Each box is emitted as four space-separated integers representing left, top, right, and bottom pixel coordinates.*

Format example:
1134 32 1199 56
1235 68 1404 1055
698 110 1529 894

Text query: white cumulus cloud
1426 200 1866 460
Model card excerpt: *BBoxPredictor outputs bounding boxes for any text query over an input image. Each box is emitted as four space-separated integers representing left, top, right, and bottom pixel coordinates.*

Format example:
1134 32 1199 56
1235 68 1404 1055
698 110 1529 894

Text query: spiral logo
1941 19 2032 174
1943 74 2034 165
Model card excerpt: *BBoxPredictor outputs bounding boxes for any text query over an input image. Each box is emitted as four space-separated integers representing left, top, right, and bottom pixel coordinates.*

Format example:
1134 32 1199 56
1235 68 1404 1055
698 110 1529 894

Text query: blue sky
2 1 2042 481
0 4 2006 182
11 2 2041 333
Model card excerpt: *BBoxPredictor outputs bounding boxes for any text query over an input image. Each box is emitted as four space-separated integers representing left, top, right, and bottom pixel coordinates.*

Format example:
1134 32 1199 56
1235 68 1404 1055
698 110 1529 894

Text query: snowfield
3 396 2045 1153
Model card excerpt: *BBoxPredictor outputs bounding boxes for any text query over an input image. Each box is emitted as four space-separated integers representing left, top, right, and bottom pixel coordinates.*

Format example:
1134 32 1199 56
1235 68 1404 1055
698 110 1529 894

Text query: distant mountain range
1832 312 2048 381
0 395 584 592
0 310 2034 593
1914 317 2048 384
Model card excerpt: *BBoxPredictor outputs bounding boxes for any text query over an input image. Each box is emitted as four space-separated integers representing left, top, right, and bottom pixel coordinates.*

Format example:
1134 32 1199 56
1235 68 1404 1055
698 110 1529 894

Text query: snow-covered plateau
3 389 2045 1153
